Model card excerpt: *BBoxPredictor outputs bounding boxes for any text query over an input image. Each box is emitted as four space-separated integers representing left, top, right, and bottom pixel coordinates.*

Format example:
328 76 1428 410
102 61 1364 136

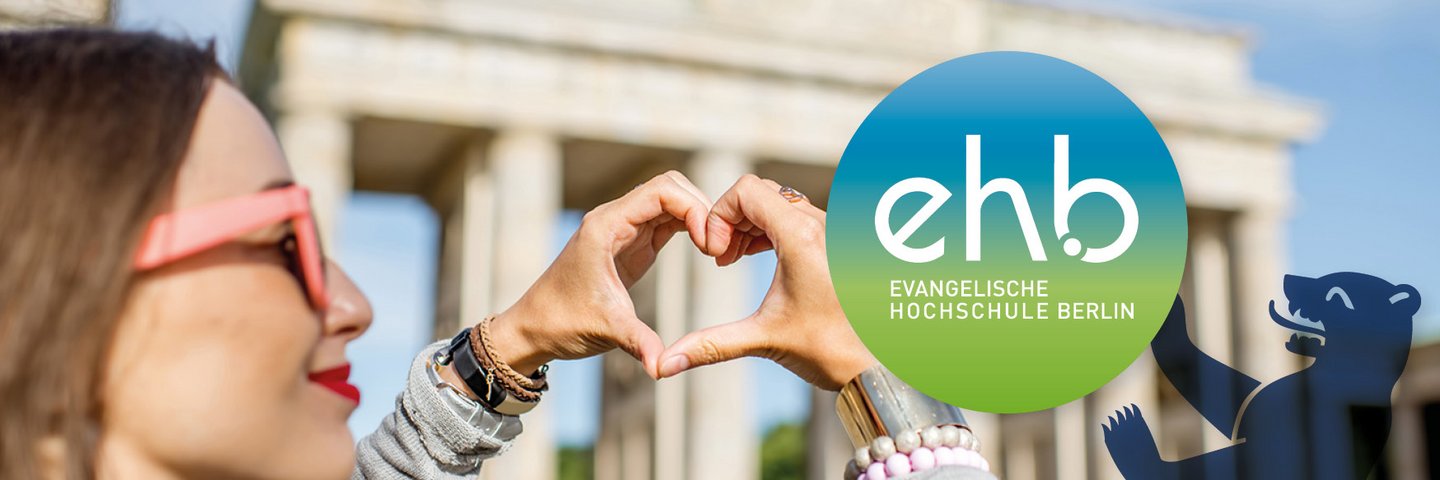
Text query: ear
1389 284 1421 317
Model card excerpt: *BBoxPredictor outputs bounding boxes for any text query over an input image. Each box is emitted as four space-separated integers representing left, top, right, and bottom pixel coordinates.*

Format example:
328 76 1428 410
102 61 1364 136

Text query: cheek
104 263 350 477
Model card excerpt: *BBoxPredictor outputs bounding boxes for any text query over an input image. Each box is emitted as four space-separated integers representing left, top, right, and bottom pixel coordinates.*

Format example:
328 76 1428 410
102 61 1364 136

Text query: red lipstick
308 363 360 404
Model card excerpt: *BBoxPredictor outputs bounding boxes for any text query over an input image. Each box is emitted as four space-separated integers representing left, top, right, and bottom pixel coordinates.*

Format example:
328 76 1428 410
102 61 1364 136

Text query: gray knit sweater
351 341 997 480
352 341 520 479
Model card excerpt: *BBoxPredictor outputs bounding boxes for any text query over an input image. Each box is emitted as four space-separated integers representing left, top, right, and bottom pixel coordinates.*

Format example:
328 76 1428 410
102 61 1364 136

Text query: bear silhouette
1104 273 1420 479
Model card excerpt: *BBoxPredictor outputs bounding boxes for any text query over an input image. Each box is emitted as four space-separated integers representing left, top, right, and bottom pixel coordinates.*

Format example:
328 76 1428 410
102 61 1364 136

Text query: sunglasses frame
133 185 328 310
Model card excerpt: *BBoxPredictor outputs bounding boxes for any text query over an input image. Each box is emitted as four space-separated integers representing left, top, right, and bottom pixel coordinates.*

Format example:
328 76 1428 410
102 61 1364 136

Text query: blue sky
117 0 1438 445
1093 0 1440 339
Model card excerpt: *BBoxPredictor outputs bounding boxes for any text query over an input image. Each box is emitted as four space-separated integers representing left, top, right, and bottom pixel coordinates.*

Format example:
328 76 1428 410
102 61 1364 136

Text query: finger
715 214 764 266
705 174 821 257
758 177 828 223
662 170 711 212
613 315 666 379
736 234 754 262
657 318 767 378
743 235 774 256
649 219 687 252
717 230 772 266
613 172 711 251
717 232 750 267
733 216 757 235
657 171 713 250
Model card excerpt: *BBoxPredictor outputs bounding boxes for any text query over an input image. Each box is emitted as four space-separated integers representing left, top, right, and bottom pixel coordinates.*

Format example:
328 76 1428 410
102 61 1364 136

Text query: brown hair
0 29 223 479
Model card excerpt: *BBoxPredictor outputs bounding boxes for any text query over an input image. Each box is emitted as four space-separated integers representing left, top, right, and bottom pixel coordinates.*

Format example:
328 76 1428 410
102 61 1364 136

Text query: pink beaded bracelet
845 424 989 480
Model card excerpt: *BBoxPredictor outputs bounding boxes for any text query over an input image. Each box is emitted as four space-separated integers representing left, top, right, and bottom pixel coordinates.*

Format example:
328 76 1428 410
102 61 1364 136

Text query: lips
308 364 361 404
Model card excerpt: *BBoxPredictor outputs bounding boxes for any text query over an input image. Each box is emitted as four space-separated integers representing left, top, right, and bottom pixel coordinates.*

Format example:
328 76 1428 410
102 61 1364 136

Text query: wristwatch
435 328 540 416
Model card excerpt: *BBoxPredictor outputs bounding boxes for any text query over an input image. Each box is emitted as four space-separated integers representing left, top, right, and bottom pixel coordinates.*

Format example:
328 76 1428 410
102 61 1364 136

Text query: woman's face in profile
98 82 373 480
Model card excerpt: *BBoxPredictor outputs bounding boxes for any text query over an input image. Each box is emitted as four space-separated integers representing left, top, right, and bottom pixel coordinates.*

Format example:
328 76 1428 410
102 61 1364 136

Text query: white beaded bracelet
844 424 989 480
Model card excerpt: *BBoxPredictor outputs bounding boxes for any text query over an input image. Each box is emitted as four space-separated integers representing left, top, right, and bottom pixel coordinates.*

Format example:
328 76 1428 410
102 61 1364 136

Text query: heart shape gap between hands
486 172 876 391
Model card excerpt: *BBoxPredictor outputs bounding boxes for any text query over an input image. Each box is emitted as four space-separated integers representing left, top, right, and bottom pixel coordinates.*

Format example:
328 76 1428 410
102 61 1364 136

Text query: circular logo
827 52 1187 413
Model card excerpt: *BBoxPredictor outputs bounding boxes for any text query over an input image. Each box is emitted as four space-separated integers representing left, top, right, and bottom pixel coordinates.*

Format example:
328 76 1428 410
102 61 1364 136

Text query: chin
315 444 358 480
280 401 357 479
288 429 357 480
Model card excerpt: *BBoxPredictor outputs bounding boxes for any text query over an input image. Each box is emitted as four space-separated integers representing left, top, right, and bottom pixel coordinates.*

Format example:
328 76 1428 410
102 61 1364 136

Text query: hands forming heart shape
485 171 877 390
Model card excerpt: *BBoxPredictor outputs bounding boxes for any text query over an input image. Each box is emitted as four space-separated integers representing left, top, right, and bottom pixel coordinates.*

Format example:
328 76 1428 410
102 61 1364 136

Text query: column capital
491 125 559 144
688 149 752 197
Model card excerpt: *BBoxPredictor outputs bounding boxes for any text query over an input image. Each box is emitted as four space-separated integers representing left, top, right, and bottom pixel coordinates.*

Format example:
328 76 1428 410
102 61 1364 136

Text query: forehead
169 81 294 211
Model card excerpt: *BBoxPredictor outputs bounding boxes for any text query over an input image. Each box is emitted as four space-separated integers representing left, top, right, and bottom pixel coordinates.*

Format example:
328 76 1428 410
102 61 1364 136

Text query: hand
657 174 877 390
485 171 713 379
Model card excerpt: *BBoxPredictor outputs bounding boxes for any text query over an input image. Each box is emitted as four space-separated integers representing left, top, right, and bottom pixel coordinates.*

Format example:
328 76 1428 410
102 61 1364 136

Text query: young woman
0 29 891 480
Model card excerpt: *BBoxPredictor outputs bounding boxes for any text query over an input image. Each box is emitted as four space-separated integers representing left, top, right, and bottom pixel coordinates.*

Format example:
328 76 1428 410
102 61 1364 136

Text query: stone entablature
0 0 106 26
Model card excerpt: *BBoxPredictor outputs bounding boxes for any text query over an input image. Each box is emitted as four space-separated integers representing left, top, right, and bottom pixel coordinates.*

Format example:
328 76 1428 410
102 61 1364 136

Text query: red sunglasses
133 185 329 310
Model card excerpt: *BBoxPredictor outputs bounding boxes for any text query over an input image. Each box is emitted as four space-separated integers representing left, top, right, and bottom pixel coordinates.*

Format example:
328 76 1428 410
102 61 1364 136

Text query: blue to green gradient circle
827 52 1187 413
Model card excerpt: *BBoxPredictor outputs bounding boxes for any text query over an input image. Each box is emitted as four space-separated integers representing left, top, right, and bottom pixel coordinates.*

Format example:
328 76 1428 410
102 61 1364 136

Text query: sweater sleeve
352 341 525 479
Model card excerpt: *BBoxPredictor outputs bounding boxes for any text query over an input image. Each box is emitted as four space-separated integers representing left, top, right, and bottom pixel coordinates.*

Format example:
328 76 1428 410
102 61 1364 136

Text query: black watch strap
444 328 507 410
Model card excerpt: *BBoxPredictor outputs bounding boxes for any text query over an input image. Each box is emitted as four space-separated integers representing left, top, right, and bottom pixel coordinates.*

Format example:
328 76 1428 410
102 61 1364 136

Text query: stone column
1390 401 1423 480
1192 216 1234 370
430 142 496 338
1053 398 1087 480
479 128 562 480
653 238 692 480
1190 214 1242 477
275 110 351 246
686 149 757 480
598 257 660 480
596 346 656 480
806 388 854 480
963 412 1002 477
1230 207 1295 382
1003 425 1037 480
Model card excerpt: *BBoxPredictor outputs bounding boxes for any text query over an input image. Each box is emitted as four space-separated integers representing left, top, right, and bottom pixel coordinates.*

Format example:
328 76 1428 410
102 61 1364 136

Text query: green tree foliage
556 422 809 480
558 445 594 480
761 422 807 480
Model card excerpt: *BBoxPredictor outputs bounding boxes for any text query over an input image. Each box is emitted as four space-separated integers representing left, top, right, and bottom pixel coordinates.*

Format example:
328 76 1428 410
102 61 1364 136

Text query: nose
323 260 374 342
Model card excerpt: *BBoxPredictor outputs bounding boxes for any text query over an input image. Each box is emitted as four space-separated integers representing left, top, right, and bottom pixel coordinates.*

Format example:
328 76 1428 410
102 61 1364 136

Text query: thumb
658 318 767 378
613 316 666 379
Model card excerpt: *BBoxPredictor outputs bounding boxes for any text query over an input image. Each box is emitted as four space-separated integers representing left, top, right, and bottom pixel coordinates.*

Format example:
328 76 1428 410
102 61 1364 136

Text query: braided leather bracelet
437 328 541 415
472 316 547 401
